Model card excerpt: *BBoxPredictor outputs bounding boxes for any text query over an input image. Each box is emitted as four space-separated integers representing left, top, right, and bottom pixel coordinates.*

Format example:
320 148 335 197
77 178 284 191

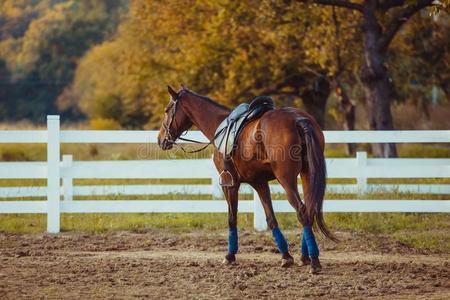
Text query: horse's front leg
222 184 240 264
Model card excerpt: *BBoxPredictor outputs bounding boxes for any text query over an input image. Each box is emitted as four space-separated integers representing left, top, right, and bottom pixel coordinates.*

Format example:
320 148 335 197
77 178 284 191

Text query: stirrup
219 170 234 187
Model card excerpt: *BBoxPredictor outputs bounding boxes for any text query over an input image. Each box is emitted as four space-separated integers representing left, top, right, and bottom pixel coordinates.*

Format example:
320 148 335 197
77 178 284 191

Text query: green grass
0 143 215 162
1 212 448 252
0 213 248 234
397 144 450 158
324 143 450 158
0 212 447 234
324 212 450 252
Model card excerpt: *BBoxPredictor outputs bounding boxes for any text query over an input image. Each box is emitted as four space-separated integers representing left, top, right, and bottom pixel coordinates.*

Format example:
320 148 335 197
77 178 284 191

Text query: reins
175 127 226 153
175 134 213 154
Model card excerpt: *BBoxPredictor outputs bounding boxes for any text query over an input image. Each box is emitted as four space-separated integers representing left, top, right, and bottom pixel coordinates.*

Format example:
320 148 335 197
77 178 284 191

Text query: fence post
356 151 368 196
211 155 223 199
253 189 267 231
62 155 73 202
47 115 61 233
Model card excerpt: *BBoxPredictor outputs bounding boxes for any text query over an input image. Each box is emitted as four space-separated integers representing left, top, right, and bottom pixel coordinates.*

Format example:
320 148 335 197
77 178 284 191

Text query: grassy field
1 212 449 253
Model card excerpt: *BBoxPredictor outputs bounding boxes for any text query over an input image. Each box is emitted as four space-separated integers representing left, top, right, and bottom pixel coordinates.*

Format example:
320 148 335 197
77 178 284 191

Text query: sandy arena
0 229 449 299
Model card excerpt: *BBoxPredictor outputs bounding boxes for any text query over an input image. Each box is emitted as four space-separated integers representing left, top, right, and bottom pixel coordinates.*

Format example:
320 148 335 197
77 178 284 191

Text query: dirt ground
0 229 449 299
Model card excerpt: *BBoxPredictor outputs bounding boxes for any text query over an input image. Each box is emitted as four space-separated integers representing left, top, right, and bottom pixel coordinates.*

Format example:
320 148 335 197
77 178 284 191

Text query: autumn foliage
0 0 448 133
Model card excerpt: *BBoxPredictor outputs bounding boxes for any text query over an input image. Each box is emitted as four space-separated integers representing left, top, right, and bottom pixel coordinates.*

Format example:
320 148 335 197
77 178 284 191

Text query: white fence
0 115 449 233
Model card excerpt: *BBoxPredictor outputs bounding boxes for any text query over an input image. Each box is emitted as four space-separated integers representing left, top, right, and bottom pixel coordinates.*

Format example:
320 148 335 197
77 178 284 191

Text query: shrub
89 118 121 130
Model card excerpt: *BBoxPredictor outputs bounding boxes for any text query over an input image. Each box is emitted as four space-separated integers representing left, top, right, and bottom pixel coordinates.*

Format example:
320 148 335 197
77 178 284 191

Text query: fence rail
1 183 449 198
0 115 449 233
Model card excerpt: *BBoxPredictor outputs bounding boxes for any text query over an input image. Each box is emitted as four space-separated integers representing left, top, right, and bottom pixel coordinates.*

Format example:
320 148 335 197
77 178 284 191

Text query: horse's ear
180 84 188 90
167 85 178 100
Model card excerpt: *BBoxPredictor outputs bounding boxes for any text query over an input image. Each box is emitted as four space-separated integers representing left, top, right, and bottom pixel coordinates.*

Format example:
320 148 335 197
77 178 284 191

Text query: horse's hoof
222 258 235 265
300 255 311 266
223 254 236 265
281 256 294 268
309 257 322 274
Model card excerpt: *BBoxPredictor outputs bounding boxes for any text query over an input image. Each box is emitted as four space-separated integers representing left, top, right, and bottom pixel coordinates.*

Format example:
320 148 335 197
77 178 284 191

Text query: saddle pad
214 103 249 156
214 96 274 157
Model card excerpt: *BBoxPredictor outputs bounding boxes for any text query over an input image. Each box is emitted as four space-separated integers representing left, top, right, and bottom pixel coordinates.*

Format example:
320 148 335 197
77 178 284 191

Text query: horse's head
157 85 194 150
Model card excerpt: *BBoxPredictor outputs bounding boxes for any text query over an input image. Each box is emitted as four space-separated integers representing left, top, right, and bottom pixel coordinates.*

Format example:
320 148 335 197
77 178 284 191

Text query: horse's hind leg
222 185 240 265
250 181 294 268
275 167 321 273
274 169 306 227
300 172 321 274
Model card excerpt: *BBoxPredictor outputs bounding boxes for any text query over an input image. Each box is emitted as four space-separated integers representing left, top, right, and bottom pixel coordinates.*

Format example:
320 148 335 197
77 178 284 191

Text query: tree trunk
335 79 356 155
360 1 397 157
301 76 330 129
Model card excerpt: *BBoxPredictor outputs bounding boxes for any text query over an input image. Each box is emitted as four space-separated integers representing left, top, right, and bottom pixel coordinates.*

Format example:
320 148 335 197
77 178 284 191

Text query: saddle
214 96 275 186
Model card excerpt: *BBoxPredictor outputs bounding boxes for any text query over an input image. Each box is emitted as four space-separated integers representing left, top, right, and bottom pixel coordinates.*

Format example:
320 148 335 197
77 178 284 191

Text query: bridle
162 92 215 153
162 96 180 144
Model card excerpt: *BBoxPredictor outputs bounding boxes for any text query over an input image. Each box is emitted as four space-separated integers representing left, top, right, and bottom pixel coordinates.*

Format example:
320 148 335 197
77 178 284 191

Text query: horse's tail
296 117 337 242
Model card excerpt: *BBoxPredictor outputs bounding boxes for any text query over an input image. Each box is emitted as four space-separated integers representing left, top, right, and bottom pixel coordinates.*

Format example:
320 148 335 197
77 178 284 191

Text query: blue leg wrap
301 234 309 257
303 226 319 258
228 227 238 255
272 227 289 254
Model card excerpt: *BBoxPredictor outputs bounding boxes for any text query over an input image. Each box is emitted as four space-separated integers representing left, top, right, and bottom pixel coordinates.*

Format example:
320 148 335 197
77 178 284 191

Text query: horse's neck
182 95 229 141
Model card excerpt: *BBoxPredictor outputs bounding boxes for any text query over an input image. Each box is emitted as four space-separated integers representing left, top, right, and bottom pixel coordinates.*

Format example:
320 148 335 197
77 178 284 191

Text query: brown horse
157 86 335 274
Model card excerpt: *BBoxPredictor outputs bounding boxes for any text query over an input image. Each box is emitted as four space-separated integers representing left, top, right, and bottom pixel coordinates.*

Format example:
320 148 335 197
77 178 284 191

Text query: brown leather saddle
214 96 275 186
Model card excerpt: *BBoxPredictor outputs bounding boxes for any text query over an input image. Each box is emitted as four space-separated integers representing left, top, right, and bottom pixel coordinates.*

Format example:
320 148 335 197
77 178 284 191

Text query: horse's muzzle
158 138 174 150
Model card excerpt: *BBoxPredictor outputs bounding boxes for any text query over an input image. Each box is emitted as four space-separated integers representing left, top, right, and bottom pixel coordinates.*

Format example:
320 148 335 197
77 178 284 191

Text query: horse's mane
183 89 231 112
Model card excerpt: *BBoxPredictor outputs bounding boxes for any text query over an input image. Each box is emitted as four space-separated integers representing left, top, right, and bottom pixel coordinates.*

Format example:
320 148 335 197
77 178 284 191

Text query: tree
0 0 126 122
0 59 12 119
66 0 342 128
301 0 436 157
63 0 446 135
296 5 361 152
140 0 348 128
388 11 449 115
